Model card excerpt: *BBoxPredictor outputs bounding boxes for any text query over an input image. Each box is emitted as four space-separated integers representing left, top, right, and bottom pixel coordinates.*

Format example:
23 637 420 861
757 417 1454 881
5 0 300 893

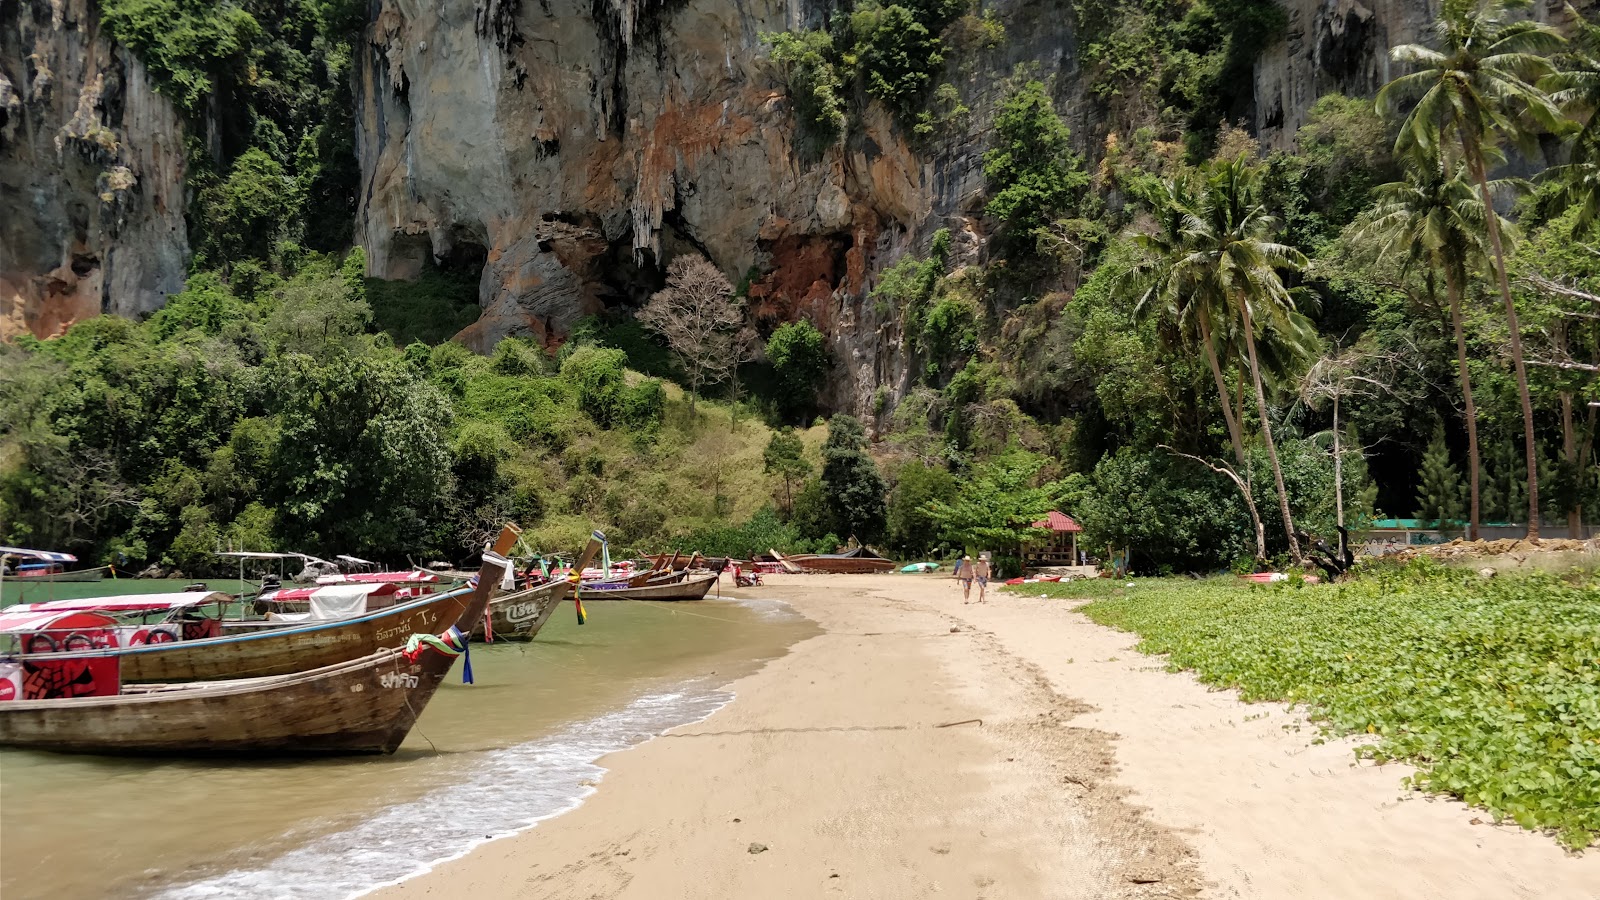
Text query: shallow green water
0 591 816 899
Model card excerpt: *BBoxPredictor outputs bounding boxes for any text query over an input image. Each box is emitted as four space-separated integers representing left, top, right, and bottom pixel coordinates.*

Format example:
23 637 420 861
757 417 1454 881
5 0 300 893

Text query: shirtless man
973 552 992 603
956 555 975 603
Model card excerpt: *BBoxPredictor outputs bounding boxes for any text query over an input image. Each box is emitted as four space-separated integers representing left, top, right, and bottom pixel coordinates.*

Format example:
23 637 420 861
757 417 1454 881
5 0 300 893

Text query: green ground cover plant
1009 565 1600 849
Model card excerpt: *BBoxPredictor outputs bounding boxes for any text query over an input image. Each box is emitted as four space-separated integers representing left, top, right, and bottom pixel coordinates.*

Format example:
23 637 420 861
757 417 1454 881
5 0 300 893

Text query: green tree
983 78 1090 256
1543 10 1600 224
762 30 848 143
1125 171 1251 469
849 4 943 122
1167 156 1313 560
196 149 296 269
1357 160 1509 538
762 429 813 517
1415 423 1467 527
920 450 1065 559
820 414 887 543
765 320 831 422
886 460 956 555
1379 0 1565 536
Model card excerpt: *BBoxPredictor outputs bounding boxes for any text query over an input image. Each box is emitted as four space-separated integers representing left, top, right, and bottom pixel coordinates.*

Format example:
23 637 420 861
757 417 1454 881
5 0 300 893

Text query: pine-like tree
1415 423 1466 528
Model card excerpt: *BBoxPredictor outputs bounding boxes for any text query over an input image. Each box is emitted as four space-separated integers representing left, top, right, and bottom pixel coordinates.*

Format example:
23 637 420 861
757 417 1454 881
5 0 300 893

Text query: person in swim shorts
973 552 992 602
956 554 975 602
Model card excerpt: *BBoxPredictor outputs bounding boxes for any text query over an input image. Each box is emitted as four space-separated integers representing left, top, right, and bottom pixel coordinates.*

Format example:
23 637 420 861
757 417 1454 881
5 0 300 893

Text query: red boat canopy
314 571 439 585
257 582 400 603
0 609 120 634
5 592 229 614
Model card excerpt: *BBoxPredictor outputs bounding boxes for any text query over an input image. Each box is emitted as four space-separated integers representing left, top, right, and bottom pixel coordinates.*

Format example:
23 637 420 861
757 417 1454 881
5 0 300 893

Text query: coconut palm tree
1378 0 1565 537
1356 157 1516 538
1543 7 1600 224
1174 155 1312 562
1125 173 1252 471
1123 174 1271 562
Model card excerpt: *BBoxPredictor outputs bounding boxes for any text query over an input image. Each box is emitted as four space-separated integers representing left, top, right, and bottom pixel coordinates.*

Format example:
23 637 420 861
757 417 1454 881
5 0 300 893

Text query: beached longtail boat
0 527 524 756
782 546 897 574
577 570 719 602
2 584 475 683
472 578 568 641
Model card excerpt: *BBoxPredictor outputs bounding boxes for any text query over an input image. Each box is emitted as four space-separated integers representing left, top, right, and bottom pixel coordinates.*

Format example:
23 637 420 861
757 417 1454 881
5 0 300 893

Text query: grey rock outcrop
0 0 189 340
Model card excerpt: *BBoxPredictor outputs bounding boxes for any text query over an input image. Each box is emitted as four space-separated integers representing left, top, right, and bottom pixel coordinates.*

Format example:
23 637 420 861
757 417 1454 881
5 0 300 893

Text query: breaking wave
155 686 733 900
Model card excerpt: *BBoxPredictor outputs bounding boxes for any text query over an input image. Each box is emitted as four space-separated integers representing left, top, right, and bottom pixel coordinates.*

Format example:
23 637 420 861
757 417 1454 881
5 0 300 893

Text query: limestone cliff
0 0 189 340
0 0 1444 412
353 0 1438 415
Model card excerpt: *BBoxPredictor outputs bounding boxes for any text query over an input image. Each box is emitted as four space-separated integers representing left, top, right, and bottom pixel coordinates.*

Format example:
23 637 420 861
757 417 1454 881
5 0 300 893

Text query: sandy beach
375 575 1599 899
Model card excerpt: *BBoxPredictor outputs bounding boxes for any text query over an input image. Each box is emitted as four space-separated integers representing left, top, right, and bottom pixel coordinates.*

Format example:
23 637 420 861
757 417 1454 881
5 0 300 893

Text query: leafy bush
1050 568 1600 850
983 78 1090 258
368 269 481 346
763 30 848 144
765 320 831 423
680 505 803 558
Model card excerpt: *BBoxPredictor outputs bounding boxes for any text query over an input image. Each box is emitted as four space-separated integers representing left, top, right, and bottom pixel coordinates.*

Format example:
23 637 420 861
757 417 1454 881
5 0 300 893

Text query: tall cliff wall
0 0 1444 404
0 0 189 340
353 0 1438 414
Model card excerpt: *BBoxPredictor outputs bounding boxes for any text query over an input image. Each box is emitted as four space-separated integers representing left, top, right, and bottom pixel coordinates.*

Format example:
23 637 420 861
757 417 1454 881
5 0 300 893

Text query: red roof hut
1025 511 1082 567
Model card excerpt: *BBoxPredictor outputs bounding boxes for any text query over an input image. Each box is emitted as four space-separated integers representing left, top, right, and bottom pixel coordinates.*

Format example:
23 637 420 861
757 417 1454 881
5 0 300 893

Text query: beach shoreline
370 575 1598 900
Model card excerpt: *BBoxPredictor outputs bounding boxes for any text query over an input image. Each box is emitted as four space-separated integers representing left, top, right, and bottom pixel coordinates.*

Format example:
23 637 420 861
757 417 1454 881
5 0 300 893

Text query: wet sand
376 574 1599 900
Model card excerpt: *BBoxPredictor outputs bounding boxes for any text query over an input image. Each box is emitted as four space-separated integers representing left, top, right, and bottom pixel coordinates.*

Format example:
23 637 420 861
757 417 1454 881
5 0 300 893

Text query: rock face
1254 0 1436 149
0 0 189 340
0 0 1441 414
354 0 1435 414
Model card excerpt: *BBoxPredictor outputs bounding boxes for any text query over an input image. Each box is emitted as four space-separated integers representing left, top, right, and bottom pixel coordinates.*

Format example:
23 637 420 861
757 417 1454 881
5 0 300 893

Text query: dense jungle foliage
0 0 1597 575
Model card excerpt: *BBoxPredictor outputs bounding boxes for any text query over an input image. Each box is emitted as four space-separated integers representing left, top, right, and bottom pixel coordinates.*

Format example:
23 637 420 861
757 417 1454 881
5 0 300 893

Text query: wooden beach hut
1024 511 1082 567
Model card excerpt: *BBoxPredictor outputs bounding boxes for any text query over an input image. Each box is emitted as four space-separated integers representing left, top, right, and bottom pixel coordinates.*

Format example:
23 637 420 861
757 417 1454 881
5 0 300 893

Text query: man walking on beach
956 555 975 603
974 552 991 603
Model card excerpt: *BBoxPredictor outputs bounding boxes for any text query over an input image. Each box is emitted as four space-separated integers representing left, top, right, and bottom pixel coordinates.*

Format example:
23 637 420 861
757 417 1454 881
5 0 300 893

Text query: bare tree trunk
1561 392 1576 538
1240 299 1302 562
1332 393 1345 558
1198 315 1249 468
1578 405 1596 539
1467 145 1540 539
1443 261 1482 540
1161 445 1266 561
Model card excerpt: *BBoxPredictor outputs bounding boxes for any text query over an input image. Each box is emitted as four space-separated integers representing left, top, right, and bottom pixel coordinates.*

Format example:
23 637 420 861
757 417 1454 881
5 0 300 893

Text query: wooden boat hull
578 571 719 601
784 555 897 574
10 570 103 583
472 580 569 641
0 539 516 756
22 587 478 683
0 647 458 756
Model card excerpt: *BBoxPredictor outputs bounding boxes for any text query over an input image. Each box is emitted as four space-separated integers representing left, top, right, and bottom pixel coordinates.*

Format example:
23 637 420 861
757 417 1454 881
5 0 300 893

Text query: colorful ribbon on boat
402 624 474 684
569 569 586 625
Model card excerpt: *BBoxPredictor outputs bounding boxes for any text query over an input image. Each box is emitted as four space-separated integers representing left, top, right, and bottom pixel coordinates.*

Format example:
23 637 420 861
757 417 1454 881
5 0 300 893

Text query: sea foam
154 685 733 900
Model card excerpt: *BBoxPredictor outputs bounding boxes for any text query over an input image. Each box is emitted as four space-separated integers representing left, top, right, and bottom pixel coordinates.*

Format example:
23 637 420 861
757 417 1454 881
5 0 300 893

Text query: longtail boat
577 570 719 601
473 579 568 641
0 528 523 756
782 546 897 574
0 546 102 587
2 584 479 683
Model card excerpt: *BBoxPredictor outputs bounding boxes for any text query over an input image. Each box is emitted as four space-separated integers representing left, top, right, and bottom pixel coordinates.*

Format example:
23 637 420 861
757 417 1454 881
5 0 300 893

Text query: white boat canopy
0 547 78 563
5 592 231 614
